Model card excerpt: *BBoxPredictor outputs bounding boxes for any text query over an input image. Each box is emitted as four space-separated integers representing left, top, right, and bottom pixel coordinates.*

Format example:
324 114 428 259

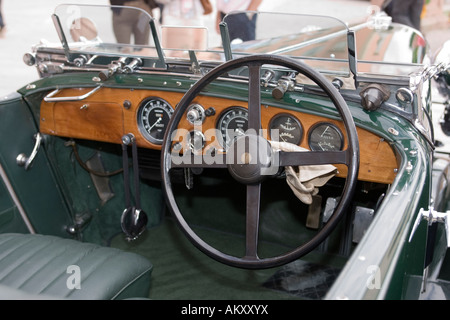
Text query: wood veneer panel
40 87 397 184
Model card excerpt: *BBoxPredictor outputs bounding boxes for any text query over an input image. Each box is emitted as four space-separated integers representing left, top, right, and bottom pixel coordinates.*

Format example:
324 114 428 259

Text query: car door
0 92 72 236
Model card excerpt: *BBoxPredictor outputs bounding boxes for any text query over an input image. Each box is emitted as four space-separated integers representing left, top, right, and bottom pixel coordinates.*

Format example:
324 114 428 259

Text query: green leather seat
0 233 152 300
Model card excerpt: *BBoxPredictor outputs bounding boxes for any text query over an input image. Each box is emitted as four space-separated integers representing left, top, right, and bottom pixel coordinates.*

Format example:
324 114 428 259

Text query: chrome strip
43 85 102 102
0 162 36 233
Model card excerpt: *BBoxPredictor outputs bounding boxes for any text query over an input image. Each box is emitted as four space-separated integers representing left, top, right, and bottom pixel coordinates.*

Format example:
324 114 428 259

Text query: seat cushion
0 233 152 299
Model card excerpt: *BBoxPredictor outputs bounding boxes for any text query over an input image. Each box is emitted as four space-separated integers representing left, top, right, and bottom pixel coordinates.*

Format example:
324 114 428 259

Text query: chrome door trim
0 162 36 234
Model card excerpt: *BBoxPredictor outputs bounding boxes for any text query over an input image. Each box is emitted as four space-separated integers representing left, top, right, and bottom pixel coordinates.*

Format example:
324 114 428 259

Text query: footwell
263 260 341 299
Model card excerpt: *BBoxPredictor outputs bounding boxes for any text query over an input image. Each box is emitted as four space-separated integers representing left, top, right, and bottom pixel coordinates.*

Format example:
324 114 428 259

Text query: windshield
52 4 425 78
54 4 157 58
222 11 351 75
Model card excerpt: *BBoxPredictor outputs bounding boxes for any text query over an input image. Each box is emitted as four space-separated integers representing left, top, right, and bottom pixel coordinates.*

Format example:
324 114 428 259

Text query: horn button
226 134 273 184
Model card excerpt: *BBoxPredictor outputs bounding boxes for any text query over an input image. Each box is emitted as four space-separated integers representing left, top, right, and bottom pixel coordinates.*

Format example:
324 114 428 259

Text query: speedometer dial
137 97 174 145
217 107 248 150
269 114 303 145
308 122 344 151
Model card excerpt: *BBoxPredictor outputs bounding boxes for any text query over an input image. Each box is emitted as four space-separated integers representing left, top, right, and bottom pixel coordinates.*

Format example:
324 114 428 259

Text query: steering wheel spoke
244 183 261 260
247 63 262 132
278 149 349 167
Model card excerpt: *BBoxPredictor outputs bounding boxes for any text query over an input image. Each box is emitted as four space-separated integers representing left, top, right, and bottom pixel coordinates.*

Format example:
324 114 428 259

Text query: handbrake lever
120 133 148 241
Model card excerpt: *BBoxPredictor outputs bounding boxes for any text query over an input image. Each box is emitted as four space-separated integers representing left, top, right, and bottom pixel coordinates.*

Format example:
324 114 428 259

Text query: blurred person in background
0 0 5 34
216 0 262 42
156 0 212 25
381 0 424 31
110 0 158 45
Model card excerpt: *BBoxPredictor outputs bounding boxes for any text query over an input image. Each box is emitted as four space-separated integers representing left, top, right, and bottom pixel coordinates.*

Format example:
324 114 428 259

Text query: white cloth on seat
270 141 337 205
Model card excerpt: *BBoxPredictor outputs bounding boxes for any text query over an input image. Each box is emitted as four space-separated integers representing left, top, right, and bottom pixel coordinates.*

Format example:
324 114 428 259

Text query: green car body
0 4 448 300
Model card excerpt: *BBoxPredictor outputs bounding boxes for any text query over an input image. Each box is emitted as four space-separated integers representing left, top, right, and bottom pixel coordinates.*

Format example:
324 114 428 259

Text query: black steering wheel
161 54 359 269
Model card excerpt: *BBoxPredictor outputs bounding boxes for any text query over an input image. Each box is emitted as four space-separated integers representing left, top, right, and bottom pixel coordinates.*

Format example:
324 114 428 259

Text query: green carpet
110 219 345 300
109 170 347 300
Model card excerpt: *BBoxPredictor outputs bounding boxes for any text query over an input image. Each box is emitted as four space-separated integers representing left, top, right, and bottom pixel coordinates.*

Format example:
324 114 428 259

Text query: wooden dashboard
39 87 398 184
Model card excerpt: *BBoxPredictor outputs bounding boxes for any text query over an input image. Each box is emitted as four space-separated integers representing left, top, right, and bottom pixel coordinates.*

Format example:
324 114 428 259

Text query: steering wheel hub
226 134 273 185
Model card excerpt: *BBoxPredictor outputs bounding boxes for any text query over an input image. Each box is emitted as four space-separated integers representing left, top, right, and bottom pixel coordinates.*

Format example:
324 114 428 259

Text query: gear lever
120 133 148 241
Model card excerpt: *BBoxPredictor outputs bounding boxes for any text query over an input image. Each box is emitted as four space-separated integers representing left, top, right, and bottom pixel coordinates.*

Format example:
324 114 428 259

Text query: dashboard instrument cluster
136 99 345 155
39 87 397 184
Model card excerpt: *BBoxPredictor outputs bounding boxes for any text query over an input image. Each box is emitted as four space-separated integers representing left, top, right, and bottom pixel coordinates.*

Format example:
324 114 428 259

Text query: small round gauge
269 114 303 145
217 107 248 150
308 122 344 151
137 97 174 145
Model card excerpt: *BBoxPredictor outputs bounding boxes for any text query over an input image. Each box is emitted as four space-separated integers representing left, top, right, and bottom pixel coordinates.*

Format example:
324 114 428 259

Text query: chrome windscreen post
347 30 358 88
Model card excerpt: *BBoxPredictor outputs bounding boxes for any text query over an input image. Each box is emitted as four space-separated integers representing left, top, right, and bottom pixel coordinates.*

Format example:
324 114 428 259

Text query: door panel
0 170 29 233
0 93 72 236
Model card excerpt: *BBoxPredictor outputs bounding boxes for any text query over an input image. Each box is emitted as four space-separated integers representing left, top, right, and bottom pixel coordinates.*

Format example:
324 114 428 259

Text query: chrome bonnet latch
409 207 450 247
409 207 450 293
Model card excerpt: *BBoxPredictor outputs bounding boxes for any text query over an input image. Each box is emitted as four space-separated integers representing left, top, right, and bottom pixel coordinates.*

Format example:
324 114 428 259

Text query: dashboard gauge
137 97 174 145
269 114 303 145
308 122 344 151
217 107 248 150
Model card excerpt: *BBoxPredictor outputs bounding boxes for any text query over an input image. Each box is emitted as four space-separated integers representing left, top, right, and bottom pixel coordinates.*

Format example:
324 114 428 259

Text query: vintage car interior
0 4 449 300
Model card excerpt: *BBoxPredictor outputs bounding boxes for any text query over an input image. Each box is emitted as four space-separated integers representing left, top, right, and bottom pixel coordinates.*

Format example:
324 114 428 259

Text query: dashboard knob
187 109 201 122
186 104 205 124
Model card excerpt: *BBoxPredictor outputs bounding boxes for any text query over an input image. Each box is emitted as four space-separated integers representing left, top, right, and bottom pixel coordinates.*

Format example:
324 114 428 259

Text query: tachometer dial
308 122 344 151
269 114 303 145
217 107 248 150
138 97 174 145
